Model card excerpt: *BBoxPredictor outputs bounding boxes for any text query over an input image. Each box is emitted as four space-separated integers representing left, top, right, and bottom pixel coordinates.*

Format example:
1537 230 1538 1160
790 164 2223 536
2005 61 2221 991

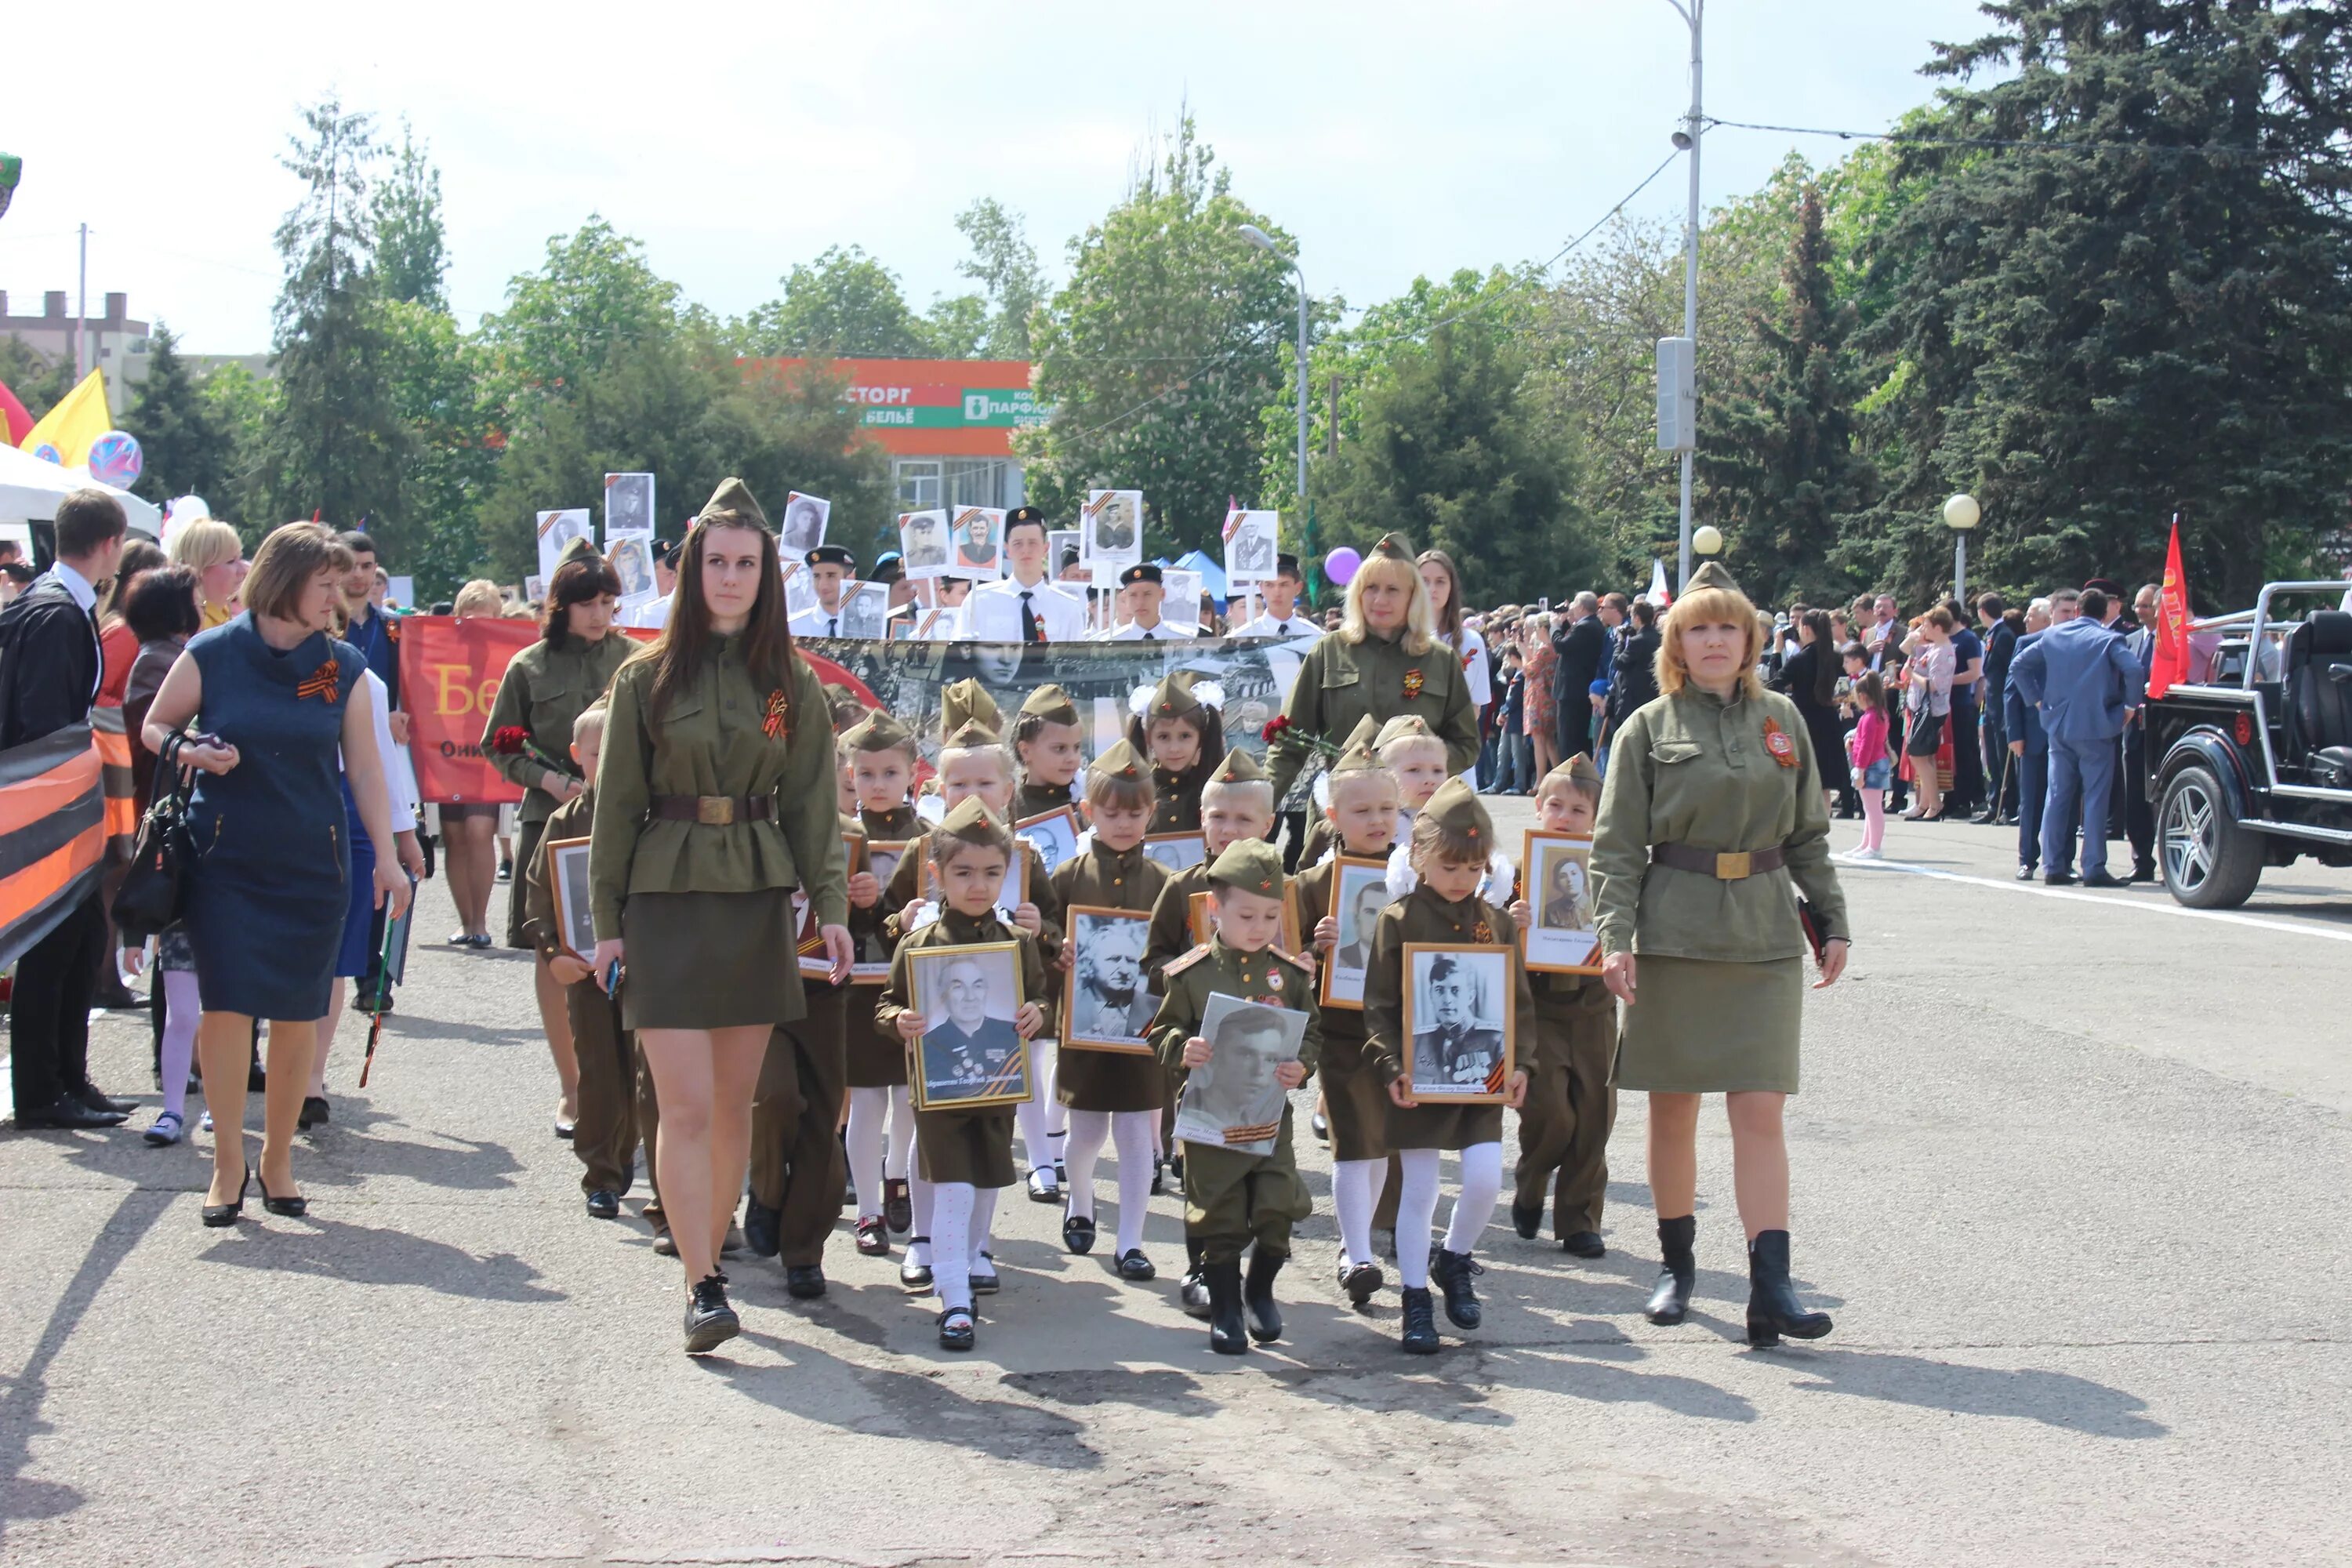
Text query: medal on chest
763 689 789 742
1402 668 1425 702
1473 919 1493 943
1762 717 1797 769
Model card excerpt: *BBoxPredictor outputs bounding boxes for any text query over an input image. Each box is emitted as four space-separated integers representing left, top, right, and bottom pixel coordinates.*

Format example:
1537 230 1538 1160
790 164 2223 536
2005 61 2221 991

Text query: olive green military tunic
1048 837 1171 1112
1291 854 1392 1162
1514 968 1617 1233
1148 937 1321 1264
874 907 1054 1188
880 829 1062 955
1590 685 1846 1094
1011 780 1074 822
1363 883 1537 1150
484 630 634 947
590 642 848 1030
1142 860 1215 988
846 804 920 1087
521 786 638 1198
1148 762 1207 836
1266 630 1479 809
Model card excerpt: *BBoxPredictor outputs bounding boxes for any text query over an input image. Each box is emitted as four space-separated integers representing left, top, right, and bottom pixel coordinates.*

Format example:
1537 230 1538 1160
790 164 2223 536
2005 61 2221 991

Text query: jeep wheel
2159 764 2263 909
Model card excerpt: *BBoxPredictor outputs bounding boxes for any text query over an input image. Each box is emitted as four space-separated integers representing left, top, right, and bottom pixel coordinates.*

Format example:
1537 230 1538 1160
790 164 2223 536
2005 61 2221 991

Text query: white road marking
1842 856 2352 946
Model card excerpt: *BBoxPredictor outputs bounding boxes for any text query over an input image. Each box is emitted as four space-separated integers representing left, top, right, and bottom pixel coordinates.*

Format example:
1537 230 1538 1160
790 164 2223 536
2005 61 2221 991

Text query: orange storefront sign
740 358 1048 456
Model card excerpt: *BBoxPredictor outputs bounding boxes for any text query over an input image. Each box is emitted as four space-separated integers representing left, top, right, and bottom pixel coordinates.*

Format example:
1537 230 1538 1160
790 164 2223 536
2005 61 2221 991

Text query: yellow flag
20 368 111 468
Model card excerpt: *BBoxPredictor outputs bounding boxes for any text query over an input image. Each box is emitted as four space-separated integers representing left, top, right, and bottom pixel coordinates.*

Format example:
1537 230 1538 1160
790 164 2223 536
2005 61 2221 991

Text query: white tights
158 971 201 1120
1015 1040 1066 1174
1062 1109 1154 1257
929 1181 1001 1312
1394 1142 1504 1289
846 1084 915 1218
1331 1156 1391 1271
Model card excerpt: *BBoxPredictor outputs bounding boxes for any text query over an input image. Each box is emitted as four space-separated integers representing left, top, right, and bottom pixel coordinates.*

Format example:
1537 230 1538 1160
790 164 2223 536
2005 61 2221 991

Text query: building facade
0 290 151 415
749 358 1049 512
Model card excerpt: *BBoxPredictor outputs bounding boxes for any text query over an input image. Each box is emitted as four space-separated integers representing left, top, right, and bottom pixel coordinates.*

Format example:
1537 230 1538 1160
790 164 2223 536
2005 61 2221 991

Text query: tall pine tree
124 325 230 505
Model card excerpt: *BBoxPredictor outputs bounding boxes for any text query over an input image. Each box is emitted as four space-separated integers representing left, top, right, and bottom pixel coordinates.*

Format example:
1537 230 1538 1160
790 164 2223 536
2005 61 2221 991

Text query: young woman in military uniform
482 550 631 1138
841 710 924 1253
1589 561 1850 1348
1363 777 1533 1355
588 478 851 1356
1047 739 1169 1281
1265 534 1479 826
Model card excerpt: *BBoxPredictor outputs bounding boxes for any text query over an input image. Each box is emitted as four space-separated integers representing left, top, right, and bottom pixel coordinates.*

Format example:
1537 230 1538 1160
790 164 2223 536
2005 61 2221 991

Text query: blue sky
1 1 1996 355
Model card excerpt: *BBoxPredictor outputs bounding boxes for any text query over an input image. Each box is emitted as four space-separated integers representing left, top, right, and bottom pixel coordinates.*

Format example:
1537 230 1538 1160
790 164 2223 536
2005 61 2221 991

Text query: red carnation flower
1260 715 1292 744
489 726 531 755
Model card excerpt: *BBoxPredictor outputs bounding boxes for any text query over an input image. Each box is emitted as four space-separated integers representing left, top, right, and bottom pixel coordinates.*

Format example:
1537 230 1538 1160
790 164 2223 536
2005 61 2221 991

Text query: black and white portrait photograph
535 507 593 584
951 506 1004 579
605 534 655 601
781 492 830 556
1062 906 1156 1054
1174 993 1306 1156
781 561 817 618
1082 489 1142 567
1522 830 1601 975
1014 805 1081 875
1403 944 1515 1102
899 510 951 576
1163 568 1203 630
1320 857 1393 1009
909 942 1032 1111
1223 508 1279 584
837 581 887 641
1047 528 1081 576
603 471 654 539
855 842 908 979
545 837 593 958
1143 833 1207 874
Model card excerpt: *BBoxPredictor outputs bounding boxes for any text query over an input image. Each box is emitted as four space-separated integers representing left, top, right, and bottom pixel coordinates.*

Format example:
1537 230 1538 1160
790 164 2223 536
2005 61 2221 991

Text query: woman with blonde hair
437 580 508 946
1589 561 1849 1347
1265 534 1479 811
168 518 247 629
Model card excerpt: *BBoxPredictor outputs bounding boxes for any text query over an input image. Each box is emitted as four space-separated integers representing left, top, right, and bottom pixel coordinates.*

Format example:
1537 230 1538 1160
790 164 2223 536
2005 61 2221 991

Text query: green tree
122 325 230 505
0 335 74 421
194 362 282 529
1021 117 1295 554
923 292 990 359
479 217 681 410
381 298 499 599
737 245 932 357
1857 1 2352 607
256 96 408 543
372 122 448 310
953 198 1045 358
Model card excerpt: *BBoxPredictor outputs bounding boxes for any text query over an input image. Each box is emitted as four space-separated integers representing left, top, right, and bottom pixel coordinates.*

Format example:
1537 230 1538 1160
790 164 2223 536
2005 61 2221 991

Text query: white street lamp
1692 524 1723 558
1944 492 1980 605
1664 0 1704 588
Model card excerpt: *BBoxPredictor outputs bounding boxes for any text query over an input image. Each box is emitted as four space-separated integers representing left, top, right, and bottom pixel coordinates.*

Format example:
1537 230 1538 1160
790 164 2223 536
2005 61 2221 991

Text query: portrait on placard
1319 857 1393 1009
1521 831 1601 975
1403 944 1515 1103
781 492 830 557
603 472 655 539
899 510 952 577
780 561 817 617
1047 528 1081 575
545 837 594 958
1163 568 1203 630
1174 993 1306 1156
1063 906 1156 1054
951 507 1005 580
1014 806 1082 875
605 533 655 601
838 582 888 641
535 508 593 583
909 942 1033 1111
1081 489 1143 568
1223 509 1279 585
856 843 909 978
1143 832 1207 875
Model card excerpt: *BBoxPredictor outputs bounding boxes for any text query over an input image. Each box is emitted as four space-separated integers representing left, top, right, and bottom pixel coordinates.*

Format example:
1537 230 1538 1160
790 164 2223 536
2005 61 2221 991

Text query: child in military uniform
1363 777 1534 1354
1128 670 1226 835
1298 731 1404 1305
1011 683 1087 822
876 800 1054 1351
1047 739 1168 1281
1150 839 1319 1353
1506 756 1617 1259
842 710 924 1253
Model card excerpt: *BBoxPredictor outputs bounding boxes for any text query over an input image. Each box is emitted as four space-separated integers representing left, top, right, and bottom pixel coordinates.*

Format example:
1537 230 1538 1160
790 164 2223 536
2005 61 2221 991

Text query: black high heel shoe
256 1169 308 1218
202 1167 251 1228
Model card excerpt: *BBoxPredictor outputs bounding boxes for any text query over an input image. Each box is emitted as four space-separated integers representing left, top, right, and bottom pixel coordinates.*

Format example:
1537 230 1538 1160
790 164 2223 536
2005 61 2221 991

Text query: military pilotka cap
1209 837 1286 897
1120 563 1164 588
806 544 856 570
1088 737 1147 782
942 718 1003 750
1545 753 1602 791
941 677 1002 737
936 794 1009 846
1423 775 1494 845
1686 560 1742 595
1019 684 1080 727
698 476 771 532
1375 713 1437 750
1330 714 1387 776
1207 748 1265 786
1142 670 1202 719
1368 533 1414 563
842 709 916 753
559 533 601 564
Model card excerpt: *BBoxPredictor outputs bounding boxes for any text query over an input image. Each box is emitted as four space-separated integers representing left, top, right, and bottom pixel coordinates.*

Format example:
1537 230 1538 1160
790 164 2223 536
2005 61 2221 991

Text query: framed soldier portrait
837 581 888 640
1143 832 1207 874
1401 943 1515 1103
906 942 1033 1111
1080 489 1143 569
781 492 831 557
1014 805 1083 875
800 833 867 978
1520 830 1602 975
1163 568 1203 630
603 471 655 539
544 837 594 958
1319 856 1393 1011
1062 906 1156 1054
780 560 818 618
899 510 953 578
1187 884 1302 955
1174 993 1307 1156
855 840 909 982
950 506 1005 580
1222 508 1279 585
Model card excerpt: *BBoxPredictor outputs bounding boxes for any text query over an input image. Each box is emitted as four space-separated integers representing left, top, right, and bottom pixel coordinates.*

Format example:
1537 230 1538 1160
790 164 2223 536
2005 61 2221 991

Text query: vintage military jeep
2144 582 2352 907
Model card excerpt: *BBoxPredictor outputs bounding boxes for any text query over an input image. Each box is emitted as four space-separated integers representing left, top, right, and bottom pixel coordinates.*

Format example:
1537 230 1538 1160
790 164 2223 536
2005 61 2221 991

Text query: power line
1702 114 2274 160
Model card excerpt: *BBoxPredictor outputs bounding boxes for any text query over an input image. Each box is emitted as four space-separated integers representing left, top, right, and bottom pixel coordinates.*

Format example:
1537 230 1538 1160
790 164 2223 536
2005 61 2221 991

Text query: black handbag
113 739 198 941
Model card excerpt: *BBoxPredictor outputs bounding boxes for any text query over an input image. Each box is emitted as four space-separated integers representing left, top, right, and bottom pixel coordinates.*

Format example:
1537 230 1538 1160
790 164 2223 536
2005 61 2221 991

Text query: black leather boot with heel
1644 1214 1696 1326
1744 1229 1833 1347
1204 1261 1249 1355
1243 1248 1285 1343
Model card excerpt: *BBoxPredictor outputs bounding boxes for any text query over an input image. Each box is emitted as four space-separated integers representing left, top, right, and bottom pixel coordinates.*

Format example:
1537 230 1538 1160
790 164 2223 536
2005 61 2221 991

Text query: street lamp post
1665 0 1704 589
1692 524 1723 559
1239 224 1309 514
1944 493 1980 606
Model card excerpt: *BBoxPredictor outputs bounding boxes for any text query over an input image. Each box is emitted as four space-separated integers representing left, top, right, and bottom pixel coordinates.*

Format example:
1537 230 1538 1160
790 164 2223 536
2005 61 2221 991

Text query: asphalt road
5 804 2350 1567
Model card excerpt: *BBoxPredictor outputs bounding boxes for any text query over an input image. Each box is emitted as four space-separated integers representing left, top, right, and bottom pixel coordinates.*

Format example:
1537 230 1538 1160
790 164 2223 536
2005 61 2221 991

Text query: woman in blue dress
140 524 412 1226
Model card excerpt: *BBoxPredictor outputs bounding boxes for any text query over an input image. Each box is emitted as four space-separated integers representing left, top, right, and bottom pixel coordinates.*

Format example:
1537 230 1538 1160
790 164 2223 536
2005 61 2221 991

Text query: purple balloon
1323 546 1363 586
86 430 143 486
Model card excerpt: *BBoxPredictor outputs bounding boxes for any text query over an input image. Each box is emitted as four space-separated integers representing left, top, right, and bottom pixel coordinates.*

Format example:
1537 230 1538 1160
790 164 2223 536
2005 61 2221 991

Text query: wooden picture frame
1142 832 1207 874
1187 884 1303 956
1519 829 1602 975
1318 855 1392 1011
1061 905 1157 1055
1014 805 1083 876
1400 942 1515 1105
543 837 594 959
855 840 909 983
800 833 868 979
906 940 1034 1111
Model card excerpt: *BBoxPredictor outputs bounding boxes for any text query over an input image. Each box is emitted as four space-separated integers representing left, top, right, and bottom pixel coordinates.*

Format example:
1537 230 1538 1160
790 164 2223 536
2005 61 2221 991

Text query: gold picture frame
1519 829 1602 976
543 836 593 959
800 833 868 979
1318 855 1392 1011
1061 905 1156 1055
905 940 1034 1112
1399 942 1515 1105
1014 804 1083 875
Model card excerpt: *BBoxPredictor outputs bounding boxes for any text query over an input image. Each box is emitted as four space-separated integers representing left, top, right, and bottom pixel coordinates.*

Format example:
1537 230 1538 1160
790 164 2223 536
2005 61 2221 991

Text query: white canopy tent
0 443 163 537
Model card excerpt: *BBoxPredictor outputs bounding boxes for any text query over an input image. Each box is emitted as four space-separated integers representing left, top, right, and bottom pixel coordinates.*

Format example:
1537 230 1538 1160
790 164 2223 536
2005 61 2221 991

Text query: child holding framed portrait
875 799 1053 1352
1363 778 1534 1356
840 710 926 1255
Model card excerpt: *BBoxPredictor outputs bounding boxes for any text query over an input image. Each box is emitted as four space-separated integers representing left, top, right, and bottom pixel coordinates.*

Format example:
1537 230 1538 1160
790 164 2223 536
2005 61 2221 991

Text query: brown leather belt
1650 843 1784 880
651 793 774 826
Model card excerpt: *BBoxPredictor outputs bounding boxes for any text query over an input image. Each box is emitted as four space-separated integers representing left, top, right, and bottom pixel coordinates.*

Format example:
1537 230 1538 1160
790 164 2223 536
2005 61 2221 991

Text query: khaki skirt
846 993 909 1088
620 887 807 1033
1318 1036 1392 1163
1612 954 1802 1094
916 1107 1017 1189
1057 1043 1167 1114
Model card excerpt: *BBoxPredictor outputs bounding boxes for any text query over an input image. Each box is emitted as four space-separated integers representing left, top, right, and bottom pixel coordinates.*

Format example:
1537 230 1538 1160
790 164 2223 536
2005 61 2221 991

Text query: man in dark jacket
1608 600 1663 735
2 488 131 1129
1551 592 1609 759
1973 593 2018 823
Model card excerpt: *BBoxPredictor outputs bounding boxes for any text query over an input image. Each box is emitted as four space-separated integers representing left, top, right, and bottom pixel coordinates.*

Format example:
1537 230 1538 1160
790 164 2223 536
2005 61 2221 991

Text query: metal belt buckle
697 796 736 826
1715 851 1751 880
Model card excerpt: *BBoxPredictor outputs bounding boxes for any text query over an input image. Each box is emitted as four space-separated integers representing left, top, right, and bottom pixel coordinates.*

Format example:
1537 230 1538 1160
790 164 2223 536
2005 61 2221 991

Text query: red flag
2146 517 2191 700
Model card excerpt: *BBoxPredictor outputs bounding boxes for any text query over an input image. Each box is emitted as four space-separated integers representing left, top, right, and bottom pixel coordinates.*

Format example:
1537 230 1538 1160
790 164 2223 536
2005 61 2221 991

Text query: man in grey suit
2008 586 2146 887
